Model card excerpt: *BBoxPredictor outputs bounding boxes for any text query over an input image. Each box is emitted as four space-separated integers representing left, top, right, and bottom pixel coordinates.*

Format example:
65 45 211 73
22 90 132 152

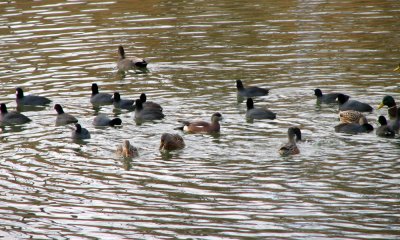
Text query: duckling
176 112 223 134
71 123 91 140
54 104 78 126
394 63 400 72
140 93 163 112
377 95 397 120
279 127 300 156
0 103 31 125
134 99 165 121
334 117 374 134
337 94 373 112
246 98 276 120
116 140 139 158
113 92 135 110
339 110 366 124
236 79 269 97
376 116 395 138
90 83 113 105
159 133 185 151
314 89 341 104
15 87 51 106
93 114 122 127
117 45 147 71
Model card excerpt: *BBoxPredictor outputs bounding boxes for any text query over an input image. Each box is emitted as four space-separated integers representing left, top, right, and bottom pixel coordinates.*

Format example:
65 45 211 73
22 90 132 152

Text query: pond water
0 0 399 239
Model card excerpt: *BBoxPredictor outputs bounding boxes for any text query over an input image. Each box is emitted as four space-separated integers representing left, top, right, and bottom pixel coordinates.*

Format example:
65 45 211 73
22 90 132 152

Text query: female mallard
71 123 91 140
117 45 147 71
337 94 373 112
113 92 135 110
16 87 51 106
376 116 395 138
0 103 31 125
177 112 223 134
314 88 341 104
246 98 276 120
334 116 373 134
236 79 269 97
377 95 397 120
54 104 78 126
90 83 113 105
116 140 138 158
160 133 185 151
279 127 300 156
339 110 366 124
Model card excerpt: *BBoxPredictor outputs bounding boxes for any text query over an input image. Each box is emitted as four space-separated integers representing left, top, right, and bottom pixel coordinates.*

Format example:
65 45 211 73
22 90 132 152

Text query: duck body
339 110 366 124
160 133 185 151
314 89 341 104
116 140 139 158
387 107 400 133
0 103 31 125
113 92 135 110
71 123 91 139
334 122 374 134
279 127 300 156
245 98 276 120
376 116 395 138
337 94 373 112
178 112 222 134
134 99 164 121
93 114 122 127
54 104 78 126
90 83 113 105
236 80 269 97
117 45 147 71
16 87 51 106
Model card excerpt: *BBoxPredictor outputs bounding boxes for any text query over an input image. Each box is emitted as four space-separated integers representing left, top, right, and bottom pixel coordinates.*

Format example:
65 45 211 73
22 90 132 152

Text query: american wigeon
177 112 223 133
236 79 269 97
279 127 300 156
117 45 147 71
15 87 51 106
0 103 31 125
54 104 78 126
337 94 373 112
116 140 139 158
160 133 185 151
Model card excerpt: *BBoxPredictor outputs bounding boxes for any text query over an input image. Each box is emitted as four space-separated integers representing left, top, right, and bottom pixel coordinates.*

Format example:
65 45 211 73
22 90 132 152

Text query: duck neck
388 105 397 119
0 104 8 114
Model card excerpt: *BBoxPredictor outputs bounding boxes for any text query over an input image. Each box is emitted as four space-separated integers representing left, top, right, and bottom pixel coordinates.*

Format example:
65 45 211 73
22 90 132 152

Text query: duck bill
377 102 385 110
394 65 400 72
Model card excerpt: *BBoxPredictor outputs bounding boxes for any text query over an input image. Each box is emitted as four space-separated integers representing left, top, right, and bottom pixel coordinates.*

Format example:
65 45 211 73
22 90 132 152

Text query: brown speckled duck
116 140 138 158
339 110 366 124
279 127 300 156
159 133 185 151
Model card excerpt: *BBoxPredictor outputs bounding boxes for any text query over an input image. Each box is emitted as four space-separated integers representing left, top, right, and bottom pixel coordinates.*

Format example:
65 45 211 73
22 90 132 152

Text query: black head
314 89 322 97
337 94 350 104
382 95 396 108
378 116 387 126
75 123 82 133
292 127 302 141
236 79 244 90
113 92 121 101
91 83 99 95
54 104 64 114
16 87 24 99
140 93 147 103
362 123 374 132
135 99 143 110
211 112 223 122
287 127 297 139
118 45 125 58
246 98 254 110
0 103 8 114
110 118 122 126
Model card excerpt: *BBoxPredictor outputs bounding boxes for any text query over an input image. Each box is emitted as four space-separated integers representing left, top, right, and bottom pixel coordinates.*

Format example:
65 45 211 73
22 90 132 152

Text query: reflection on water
0 0 400 239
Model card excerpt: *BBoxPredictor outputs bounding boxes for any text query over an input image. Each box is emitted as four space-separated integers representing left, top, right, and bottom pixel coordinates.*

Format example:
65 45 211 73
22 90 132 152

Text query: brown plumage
177 112 223 134
279 127 300 156
117 45 147 71
116 140 139 158
339 110 366 124
159 133 185 151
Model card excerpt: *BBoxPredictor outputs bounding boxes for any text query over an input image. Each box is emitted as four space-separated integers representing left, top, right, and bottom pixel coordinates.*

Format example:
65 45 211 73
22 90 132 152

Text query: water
0 0 399 239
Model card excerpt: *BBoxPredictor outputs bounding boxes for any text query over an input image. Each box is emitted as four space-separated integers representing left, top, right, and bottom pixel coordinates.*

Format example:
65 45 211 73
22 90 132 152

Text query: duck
113 92 135 110
236 79 269 97
394 63 400 72
159 133 185 151
334 117 374 134
134 99 165 121
116 140 139 158
387 107 400 133
377 95 397 120
339 110 366 124
314 88 341 104
246 98 276 120
90 83 113 105
93 114 122 127
376 116 395 138
140 93 163 112
292 127 302 142
15 87 51 106
278 127 300 156
176 112 223 134
117 45 147 71
71 123 91 139
337 94 373 112
54 104 78 126
0 103 31 125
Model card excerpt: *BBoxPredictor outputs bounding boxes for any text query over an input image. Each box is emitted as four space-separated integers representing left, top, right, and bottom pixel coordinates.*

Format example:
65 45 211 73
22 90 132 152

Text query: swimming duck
116 140 139 158
334 117 373 134
236 79 269 97
71 123 91 139
176 112 223 134
93 114 122 127
117 45 147 71
159 133 185 151
394 63 400 72
0 103 31 125
54 104 78 126
376 116 395 138
113 92 135 110
246 98 276 120
140 93 163 112
337 94 373 112
134 99 165 121
292 127 302 142
339 110 366 124
15 87 51 106
377 95 397 120
387 107 400 133
279 127 300 156
90 83 113 105
314 88 341 104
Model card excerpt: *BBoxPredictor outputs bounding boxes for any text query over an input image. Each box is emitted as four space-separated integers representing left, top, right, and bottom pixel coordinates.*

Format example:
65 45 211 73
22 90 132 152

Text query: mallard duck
314 88 341 104
292 127 302 142
246 98 276 120
140 93 163 112
176 112 223 133
15 87 51 106
339 110 366 124
71 123 91 139
113 92 135 110
116 140 138 158
0 103 31 125
90 83 113 105
134 99 165 121
334 116 373 134
394 63 400 72
160 133 185 151
236 79 269 97
388 107 400 133
376 116 395 138
337 94 373 112
93 114 122 127
279 127 300 156
117 45 147 71
377 95 397 120
54 104 78 126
